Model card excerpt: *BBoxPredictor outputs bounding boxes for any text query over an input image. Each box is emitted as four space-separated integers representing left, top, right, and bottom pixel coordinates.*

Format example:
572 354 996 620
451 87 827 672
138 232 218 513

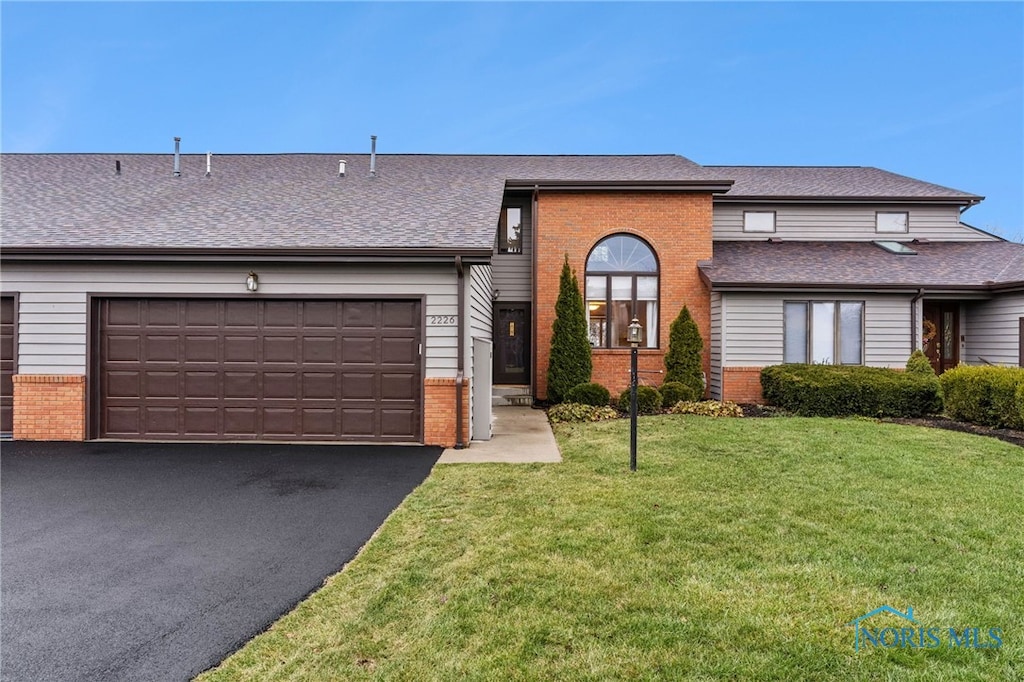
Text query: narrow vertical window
498 207 522 254
784 302 808 363
811 302 836 364
839 302 863 364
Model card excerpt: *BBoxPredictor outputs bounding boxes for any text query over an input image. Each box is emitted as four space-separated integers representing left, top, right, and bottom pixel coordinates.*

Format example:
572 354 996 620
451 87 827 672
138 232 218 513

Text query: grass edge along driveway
199 416 1022 681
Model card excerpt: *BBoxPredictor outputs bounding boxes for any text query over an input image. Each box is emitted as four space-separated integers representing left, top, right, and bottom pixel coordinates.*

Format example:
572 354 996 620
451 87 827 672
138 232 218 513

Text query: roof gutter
505 179 734 193
714 195 983 205
0 246 494 265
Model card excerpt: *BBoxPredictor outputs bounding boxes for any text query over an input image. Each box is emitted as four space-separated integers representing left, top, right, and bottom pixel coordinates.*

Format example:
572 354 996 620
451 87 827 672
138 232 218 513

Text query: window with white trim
743 211 776 233
784 301 864 364
585 234 658 348
498 207 523 253
876 212 908 233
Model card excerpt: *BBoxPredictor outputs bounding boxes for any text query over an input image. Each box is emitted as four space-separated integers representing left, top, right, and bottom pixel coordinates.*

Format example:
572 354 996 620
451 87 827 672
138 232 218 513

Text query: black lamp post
627 316 643 471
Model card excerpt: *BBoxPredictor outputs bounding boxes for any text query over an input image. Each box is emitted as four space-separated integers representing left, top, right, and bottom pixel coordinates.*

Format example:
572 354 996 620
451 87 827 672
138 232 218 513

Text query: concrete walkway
438 406 562 463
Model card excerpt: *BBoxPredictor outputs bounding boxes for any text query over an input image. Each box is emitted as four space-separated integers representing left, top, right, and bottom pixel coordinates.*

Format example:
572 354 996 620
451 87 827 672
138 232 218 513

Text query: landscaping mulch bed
738 404 1024 449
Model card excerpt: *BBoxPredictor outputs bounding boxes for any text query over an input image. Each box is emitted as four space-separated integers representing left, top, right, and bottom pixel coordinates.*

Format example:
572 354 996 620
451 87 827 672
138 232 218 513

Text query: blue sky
2 2 1021 238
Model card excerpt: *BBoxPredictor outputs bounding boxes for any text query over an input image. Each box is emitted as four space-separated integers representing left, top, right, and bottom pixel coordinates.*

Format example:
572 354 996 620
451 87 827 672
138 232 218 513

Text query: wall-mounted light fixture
246 271 259 292
492 289 500 302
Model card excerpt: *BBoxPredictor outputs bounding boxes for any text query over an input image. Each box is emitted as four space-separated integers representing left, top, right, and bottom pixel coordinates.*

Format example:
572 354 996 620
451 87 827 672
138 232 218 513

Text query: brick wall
534 191 714 400
722 367 764 403
423 377 470 448
13 374 86 441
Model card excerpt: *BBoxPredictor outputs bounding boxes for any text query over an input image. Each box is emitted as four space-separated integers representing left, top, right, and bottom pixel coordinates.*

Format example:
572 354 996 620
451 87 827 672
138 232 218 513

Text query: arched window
585 234 658 348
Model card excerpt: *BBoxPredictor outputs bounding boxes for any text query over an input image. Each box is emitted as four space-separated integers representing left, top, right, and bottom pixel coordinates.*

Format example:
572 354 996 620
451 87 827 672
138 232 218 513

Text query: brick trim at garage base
722 367 764 404
423 377 470 448
13 374 86 441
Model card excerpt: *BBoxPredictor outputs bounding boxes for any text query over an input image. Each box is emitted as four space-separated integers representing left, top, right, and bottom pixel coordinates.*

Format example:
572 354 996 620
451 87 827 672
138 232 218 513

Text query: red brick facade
12 374 86 441
534 192 714 400
423 377 470 448
722 367 764 404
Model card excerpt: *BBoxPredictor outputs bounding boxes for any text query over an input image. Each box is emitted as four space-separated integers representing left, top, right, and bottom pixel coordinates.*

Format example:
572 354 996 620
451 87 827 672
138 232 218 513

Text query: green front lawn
198 417 1022 681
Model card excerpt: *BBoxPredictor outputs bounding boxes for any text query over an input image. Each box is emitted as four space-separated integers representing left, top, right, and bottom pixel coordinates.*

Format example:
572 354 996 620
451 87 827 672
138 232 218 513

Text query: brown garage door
1 297 14 435
97 298 422 441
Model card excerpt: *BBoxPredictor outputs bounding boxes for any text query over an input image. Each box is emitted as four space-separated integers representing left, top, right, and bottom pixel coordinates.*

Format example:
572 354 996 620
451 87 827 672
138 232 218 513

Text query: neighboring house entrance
1 296 14 435
493 303 530 385
923 302 960 374
94 298 423 441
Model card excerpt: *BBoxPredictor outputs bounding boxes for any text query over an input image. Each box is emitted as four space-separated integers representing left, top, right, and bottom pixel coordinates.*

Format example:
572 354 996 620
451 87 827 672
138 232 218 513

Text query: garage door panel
107 336 141 362
107 371 141 398
106 300 142 326
185 301 219 327
224 408 257 436
224 300 259 327
264 372 298 399
224 336 258 362
302 336 337 363
381 374 417 400
99 299 421 441
146 336 180 362
303 301 340 328
145 372 180 398
302 373 336 399
380 337 417 365
264 336 299 363
146 300 181 326
340 374 375 400
342 337 376 364
381 410 417 438
145 407 181 435
184 407 218 436
342 301 377 328
224 372 258 398
264 301 299 328
381 301 419 328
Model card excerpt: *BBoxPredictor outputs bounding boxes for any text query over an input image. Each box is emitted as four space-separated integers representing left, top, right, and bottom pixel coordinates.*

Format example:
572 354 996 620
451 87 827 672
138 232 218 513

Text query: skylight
873 240 917 255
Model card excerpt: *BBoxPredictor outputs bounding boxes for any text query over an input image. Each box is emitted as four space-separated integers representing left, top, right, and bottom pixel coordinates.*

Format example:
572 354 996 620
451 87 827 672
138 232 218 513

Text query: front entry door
922 302 960 374
493 303 530 385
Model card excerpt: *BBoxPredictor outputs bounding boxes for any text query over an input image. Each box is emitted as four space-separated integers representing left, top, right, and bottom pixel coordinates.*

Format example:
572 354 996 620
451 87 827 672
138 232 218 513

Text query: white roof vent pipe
173 137 182 177
338 160 346 177
206 151 212 178
369 135 377 177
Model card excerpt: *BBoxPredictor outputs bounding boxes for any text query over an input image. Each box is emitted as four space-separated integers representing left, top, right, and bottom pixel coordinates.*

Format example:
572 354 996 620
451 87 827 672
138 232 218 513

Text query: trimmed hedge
760 364 941 418
906 349 935 376
564 382 611 407
660 381 697 407
939 365 1024 430
618 385 663 415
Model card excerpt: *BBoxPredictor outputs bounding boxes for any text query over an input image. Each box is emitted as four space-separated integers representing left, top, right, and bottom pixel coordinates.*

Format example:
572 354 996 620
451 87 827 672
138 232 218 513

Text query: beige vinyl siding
714 204 995 242
964 293 1024 366
491 198 532 302
709 291 723 400
722 292 913 368
1 262 459 376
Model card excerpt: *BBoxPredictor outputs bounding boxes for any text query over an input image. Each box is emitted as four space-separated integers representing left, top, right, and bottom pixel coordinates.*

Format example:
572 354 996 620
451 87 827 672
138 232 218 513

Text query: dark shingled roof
1 153 728 252
705 166 983 202
700 241 1024 290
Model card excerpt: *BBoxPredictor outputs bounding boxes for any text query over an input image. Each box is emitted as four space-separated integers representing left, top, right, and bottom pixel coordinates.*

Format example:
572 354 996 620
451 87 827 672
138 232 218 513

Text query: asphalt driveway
1 441 441 682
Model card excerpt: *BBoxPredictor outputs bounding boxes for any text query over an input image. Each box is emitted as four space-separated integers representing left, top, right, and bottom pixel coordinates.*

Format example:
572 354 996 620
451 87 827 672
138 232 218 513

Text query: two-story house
2 150 1021 447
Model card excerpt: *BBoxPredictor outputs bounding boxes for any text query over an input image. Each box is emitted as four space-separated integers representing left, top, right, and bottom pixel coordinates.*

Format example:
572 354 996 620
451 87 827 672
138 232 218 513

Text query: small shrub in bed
668 400 744 418
660 381 697 408
564 382 611 407
548 403 620 424
939 365 1024 430
617 385 663 415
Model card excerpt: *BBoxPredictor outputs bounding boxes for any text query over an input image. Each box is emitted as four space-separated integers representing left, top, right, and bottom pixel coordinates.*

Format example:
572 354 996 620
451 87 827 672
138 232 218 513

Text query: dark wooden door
493 303 530 385
1 297 14 434
922 302 959 374
97 298 422 441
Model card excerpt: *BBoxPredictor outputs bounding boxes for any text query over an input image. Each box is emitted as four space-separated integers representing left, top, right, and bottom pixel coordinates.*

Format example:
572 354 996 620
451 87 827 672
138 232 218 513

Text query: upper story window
743 210 776 233
498 207 523 254
876 211 908 233
585 234 658 348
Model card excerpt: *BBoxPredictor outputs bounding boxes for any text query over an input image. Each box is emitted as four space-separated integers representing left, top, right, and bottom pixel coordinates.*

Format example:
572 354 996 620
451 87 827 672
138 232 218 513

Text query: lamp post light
627 316 643 472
